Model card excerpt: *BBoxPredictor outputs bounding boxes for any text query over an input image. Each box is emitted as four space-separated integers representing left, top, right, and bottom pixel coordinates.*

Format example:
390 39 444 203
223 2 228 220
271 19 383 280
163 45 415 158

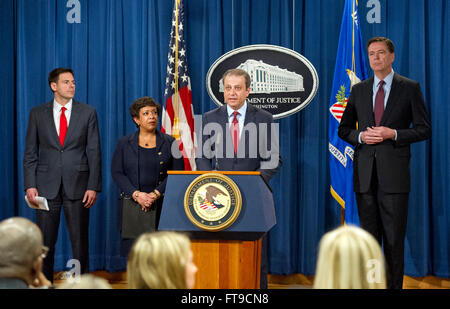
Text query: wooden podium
159 171 276 289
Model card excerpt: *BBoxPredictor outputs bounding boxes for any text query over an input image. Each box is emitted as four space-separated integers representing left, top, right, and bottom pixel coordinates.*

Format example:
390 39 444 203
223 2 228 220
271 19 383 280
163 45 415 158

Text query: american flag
162 0 196 170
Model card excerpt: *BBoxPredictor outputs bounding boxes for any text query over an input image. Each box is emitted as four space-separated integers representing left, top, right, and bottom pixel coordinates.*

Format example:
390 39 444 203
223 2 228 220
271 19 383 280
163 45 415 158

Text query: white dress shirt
358 70 397 143
226 101 247 138
53 99 72 136
373 70 394 110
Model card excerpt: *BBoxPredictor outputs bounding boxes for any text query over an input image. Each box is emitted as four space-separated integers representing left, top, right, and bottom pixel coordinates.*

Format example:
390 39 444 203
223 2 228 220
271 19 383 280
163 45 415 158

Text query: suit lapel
241 103 256 152
155 130 167 176
380 73 402 126
220 104 230 123
155 130 165 153
127 131 140 190
220 105 232 144
363 78 376 127
44 101 62 148
127 131 139 156
243 103 256 127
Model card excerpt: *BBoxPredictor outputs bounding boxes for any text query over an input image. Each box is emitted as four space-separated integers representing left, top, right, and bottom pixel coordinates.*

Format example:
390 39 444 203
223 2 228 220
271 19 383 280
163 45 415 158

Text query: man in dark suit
196 69 281 182
23 68 102 282
196 68 282 288
338 37 431 289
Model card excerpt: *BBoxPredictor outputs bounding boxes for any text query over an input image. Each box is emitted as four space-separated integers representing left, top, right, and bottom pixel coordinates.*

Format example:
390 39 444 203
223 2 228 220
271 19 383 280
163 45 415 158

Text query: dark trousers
355 161 409 289
35 185 90 282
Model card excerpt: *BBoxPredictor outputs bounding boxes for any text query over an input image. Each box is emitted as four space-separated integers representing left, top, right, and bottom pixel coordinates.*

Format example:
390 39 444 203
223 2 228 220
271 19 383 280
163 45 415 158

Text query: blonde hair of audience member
313 225 386 289
57 274 112 289
127 231 197 289
0 217 50 287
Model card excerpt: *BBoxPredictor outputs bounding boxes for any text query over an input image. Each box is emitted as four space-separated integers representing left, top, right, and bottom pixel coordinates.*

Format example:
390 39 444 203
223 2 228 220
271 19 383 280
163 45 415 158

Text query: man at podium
196 68 281 183
196 68 282 288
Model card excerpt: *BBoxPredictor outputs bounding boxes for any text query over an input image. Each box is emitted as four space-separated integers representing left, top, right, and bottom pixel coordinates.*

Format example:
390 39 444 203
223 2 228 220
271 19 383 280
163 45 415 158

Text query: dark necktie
59 106 67 146
231 111 239 155
374 80 385 126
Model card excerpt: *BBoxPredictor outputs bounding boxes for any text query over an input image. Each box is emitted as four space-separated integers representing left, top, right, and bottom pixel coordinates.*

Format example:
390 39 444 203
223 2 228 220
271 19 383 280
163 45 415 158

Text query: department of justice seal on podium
184 173 242 231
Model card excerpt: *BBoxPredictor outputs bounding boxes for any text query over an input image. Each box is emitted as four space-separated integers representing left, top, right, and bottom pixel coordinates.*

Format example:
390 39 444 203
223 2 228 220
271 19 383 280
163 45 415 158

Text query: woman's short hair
313 225 386 289
127 231 191 289
129 96 161 127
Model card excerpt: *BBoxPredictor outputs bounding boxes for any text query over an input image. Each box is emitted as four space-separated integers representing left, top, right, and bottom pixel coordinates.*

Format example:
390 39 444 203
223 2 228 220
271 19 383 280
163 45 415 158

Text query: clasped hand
361 126 396 144
136 192 158 212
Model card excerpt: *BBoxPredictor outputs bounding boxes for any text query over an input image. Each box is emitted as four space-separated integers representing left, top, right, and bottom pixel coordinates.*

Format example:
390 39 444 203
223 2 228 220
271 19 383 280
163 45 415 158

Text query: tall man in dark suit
23 68 102 282
338 37 431 289
196 68 282 288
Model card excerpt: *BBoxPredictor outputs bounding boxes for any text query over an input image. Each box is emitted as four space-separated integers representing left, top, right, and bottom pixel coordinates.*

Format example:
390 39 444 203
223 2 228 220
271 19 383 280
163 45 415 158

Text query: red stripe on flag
178 86 195 140
177 140 193 170
163 97 175 133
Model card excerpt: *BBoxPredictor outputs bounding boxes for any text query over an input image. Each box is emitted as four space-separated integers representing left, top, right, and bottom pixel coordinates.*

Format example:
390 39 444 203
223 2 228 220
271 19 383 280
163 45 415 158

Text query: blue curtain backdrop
0 0 448 278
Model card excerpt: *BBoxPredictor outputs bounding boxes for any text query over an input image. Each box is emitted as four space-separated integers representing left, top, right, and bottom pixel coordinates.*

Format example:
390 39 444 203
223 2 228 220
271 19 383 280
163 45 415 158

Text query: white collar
226 101 247 118
53 99 73 111
374 70 394 87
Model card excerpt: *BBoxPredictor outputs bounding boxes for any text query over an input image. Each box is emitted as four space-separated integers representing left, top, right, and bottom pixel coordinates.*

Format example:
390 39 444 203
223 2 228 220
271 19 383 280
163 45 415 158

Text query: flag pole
172 0 180 139
162 0 196 170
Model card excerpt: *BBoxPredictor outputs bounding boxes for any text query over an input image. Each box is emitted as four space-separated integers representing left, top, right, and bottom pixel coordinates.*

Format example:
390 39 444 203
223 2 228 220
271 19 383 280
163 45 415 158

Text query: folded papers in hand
25 196 49 211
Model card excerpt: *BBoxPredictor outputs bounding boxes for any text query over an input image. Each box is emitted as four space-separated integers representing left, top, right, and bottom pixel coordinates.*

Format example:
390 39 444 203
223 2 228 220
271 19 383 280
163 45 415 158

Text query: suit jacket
111 130 185 197
196 103 282 183
23 100 102 200
338 73 431 193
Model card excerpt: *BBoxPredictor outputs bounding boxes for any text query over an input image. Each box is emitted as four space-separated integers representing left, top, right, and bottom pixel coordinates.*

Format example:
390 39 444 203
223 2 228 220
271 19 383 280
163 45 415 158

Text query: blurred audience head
313 225 386 289
127 231 197 289
0 217 46 286
57 274 112 289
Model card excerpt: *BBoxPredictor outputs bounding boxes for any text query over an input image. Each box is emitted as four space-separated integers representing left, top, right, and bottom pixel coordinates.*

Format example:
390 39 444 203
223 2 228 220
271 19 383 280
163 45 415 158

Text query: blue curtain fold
0 0 16 221
1 0 448 277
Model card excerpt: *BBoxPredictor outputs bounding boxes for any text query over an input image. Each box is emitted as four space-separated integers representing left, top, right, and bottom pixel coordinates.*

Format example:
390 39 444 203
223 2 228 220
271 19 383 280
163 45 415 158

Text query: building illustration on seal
219 59 304 94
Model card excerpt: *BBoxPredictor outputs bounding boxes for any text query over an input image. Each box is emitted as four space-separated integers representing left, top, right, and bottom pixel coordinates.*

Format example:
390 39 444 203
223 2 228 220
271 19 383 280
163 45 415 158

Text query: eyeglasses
40 246 49 259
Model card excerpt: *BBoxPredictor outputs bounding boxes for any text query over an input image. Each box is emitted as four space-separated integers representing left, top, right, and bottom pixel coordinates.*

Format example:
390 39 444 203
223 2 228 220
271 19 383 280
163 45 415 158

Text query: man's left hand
83 190 98 208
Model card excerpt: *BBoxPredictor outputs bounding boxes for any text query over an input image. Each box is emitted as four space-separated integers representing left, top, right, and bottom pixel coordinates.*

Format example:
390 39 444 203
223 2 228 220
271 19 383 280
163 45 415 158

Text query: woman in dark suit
111 97 184 252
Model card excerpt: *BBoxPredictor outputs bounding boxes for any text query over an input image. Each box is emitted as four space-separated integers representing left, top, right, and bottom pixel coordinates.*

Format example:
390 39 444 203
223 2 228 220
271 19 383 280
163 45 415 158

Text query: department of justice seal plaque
206 44 319 119
184 173 242 232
